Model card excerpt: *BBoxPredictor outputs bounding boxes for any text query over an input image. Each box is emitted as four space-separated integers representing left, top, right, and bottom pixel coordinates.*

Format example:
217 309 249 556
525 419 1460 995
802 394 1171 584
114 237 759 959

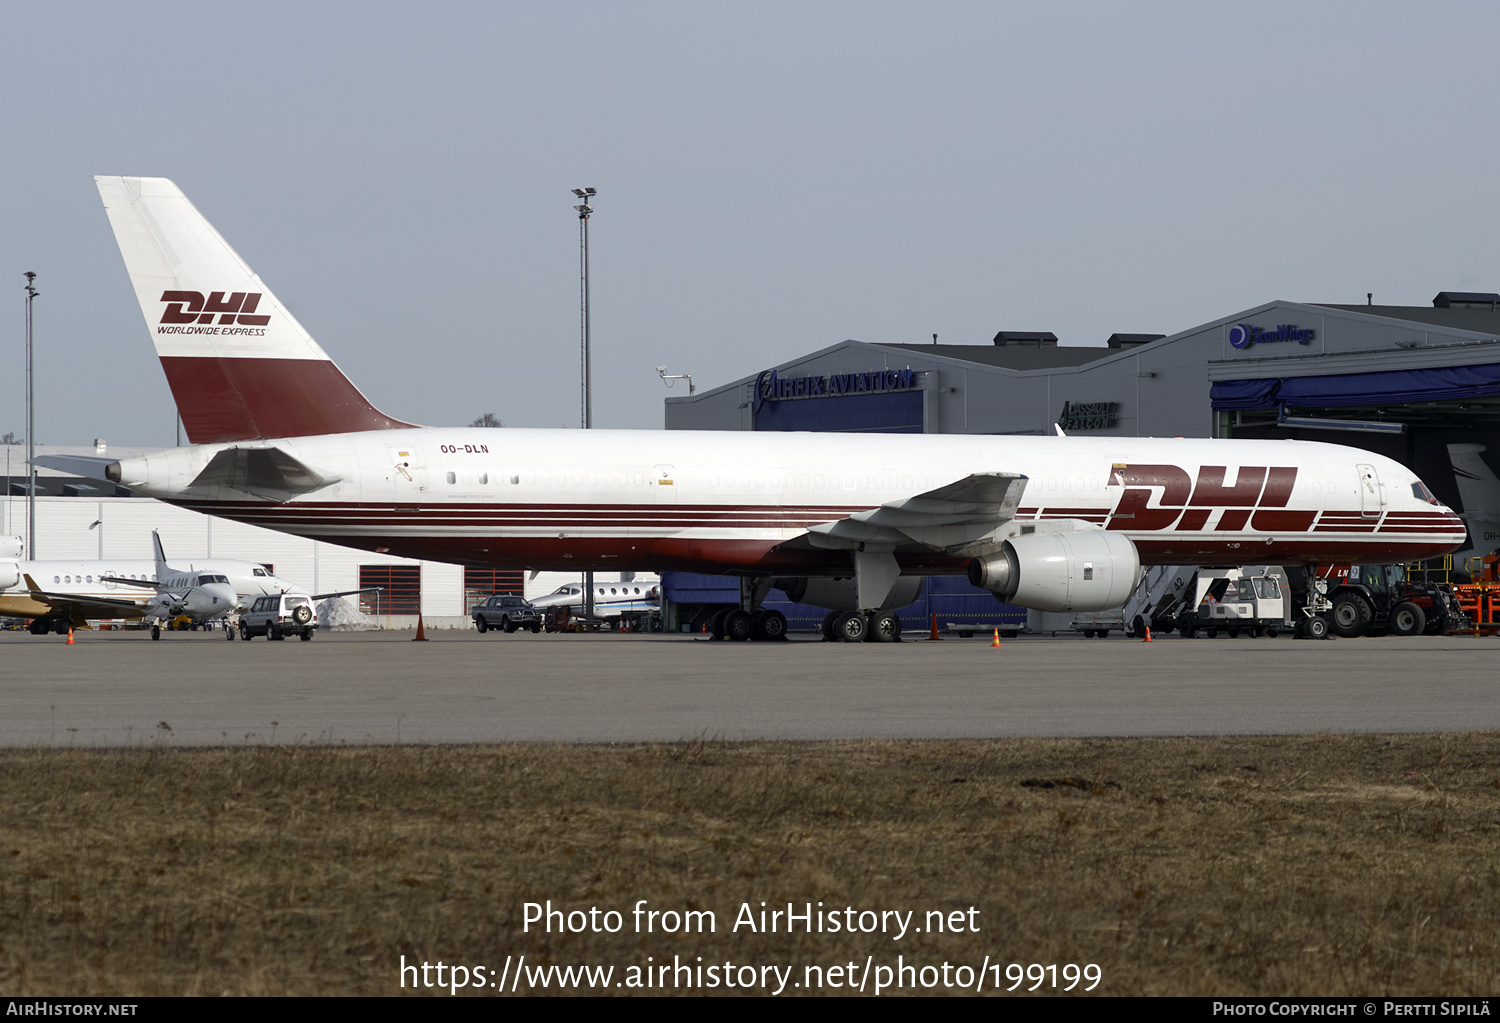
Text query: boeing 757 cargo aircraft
36 177 1466 642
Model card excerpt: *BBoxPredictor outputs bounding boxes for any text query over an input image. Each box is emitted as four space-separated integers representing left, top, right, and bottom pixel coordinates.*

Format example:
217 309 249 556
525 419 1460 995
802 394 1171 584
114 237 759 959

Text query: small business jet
529 573 662 624
36 177 1467 643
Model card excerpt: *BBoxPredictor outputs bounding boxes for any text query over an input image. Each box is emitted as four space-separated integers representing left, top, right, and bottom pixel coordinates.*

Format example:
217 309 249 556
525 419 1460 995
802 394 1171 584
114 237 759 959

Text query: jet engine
775 576 924 612
967 530 1139 612
0 563 19 590
0 535 22 559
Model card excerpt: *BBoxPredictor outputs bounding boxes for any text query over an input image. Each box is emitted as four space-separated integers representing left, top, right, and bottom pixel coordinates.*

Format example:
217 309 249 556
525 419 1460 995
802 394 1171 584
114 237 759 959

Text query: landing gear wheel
832 610 867 643
709 608 729 640
151 625 160 641
868 611 901 643
28 618 50 635
1330 594 1372 638
475 616 488 634
1388 601 1426 637
723 608 754 641
820 611 839 642
1305 616 1330 640
753 609 788 641
240 622 252 641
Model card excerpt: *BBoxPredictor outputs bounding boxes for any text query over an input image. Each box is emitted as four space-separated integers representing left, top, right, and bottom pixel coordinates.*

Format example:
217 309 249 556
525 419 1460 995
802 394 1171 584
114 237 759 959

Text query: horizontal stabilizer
30 454 130 486
187 447 340 502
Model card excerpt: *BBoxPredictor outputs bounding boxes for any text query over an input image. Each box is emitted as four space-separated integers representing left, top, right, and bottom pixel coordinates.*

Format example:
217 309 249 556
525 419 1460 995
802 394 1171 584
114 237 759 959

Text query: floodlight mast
571 188 598 622
572 188 596 431
23 272 38 559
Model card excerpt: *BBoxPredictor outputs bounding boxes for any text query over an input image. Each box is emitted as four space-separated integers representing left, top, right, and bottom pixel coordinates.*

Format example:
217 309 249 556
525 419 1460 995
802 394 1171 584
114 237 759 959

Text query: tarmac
1 628 1495 746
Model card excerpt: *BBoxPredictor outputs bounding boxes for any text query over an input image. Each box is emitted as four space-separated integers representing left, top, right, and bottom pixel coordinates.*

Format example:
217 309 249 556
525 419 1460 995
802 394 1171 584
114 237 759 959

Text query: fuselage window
446 472 456 485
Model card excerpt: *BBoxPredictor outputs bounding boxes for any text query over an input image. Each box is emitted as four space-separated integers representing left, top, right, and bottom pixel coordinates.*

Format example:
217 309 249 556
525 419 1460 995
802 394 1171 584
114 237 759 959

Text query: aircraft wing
309 587 381 601
803 471 1029 553
21 575 149 616
100 576 157 588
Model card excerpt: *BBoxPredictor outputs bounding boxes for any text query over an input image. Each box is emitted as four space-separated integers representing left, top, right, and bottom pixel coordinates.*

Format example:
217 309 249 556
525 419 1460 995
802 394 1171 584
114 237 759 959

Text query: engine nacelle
775 575 924 612
967 531 1140 612
0 563 19 590
0 535 22 559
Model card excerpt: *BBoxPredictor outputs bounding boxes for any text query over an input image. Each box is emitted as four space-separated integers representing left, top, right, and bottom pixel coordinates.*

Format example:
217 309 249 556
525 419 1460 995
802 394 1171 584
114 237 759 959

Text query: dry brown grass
1 735 1498 995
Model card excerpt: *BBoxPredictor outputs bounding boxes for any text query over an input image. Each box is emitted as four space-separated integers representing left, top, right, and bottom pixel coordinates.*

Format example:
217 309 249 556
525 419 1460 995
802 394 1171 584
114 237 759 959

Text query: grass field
1 734 1497 996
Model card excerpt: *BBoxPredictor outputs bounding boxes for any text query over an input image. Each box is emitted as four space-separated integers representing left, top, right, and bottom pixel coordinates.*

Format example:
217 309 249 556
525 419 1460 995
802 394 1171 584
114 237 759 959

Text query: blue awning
1212 363 1500 410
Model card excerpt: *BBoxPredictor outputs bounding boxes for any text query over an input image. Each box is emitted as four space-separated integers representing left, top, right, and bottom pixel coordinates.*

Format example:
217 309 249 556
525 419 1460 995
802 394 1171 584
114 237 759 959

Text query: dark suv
473 595 543 634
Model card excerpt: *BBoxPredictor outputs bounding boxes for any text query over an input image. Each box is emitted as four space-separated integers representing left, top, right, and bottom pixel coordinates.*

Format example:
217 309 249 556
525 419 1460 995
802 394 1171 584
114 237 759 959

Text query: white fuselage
109 428 1465 576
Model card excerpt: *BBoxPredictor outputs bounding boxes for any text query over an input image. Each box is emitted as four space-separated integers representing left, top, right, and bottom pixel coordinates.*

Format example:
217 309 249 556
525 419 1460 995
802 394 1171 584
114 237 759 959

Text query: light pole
23 272 38 559
572 188 597 622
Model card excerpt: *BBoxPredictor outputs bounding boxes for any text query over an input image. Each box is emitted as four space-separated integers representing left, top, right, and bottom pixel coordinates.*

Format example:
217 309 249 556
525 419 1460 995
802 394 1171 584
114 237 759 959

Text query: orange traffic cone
66 626 75 645
929 613 941 640
413 616 429 642
1143 626 1152 642
991 628 1001 647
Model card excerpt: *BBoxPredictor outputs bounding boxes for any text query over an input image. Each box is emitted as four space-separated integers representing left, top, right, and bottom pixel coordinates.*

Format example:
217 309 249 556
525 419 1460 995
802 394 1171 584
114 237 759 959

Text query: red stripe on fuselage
160 356 413 443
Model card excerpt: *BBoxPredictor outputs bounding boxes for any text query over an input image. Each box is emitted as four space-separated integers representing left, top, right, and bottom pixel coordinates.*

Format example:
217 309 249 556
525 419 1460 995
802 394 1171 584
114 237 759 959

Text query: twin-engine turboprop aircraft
37 176 1466 642
1 530 296 638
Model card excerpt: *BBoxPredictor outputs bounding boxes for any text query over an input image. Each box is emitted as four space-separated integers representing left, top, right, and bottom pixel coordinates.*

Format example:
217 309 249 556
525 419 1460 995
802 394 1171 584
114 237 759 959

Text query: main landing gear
708 607 789 642
820 609 902 643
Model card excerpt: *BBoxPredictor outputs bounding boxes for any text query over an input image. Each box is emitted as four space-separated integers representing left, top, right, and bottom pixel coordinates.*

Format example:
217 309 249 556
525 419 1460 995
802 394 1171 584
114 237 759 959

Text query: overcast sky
4 1 1497 446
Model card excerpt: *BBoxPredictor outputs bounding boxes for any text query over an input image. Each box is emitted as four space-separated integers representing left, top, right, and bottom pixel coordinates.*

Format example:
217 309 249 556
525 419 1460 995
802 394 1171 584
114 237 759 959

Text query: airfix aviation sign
753 367 916 413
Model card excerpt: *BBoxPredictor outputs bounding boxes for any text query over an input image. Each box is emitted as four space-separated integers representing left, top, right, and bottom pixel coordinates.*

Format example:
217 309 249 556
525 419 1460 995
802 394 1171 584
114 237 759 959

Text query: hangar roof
1315 304 1500 335
875 343 1117 370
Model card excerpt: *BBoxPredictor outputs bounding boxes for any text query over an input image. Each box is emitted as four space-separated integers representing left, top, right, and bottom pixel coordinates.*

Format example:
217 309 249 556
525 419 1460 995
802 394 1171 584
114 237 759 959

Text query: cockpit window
253 568 268 577
1412 481 1439 505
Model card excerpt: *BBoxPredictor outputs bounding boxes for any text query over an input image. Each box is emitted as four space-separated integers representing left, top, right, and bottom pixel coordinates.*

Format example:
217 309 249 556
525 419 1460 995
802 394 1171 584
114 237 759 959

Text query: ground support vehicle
240 593 316 641
473 595 543 634
1447 584 1498 635
1069 610 1125 638
1312 564 1462 638
1175 568 1290 639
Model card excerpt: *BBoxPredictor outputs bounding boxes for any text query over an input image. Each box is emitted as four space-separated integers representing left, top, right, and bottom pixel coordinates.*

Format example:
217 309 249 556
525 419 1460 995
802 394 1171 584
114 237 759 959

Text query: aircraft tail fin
1447 444 1500 517
152 530 168 580
95 176 413 443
